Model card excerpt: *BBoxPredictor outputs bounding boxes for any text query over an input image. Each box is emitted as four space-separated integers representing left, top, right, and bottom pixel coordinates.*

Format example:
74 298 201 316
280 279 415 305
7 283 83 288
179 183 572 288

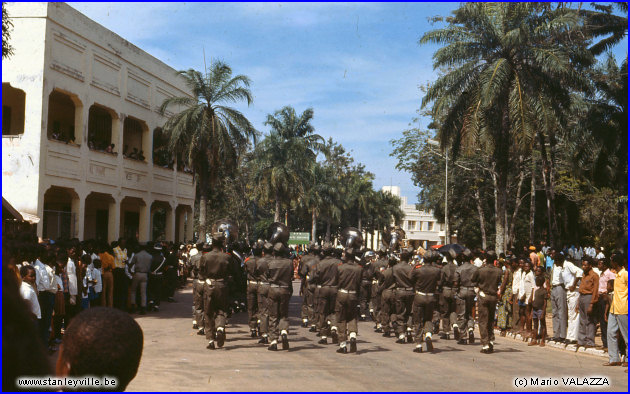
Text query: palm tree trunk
537 131 559 246
494 107 510 254
473 187 487 250
325 221 331 242
508 160 525 249
529 155 536 245
274 190 281 222
198 174 209 242
311 207 317 243
357 207 362 231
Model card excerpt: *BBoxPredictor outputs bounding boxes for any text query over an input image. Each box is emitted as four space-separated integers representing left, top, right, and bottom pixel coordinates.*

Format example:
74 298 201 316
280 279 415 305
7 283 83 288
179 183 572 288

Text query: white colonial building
2 2 195 243
381 186 455 249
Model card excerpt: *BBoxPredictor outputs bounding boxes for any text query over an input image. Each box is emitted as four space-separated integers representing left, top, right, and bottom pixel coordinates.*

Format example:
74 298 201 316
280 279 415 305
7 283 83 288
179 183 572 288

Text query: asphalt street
126 280 628 392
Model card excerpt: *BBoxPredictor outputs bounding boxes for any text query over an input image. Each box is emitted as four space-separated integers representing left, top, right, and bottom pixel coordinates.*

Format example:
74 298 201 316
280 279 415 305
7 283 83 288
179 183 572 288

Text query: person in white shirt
562 255 583 344
596 247 605 260
66 246 79 321
517 260 535 336
511 260 523 334
91 259 103 307
549 250 567 342
19 265 42 326
33 253 55 346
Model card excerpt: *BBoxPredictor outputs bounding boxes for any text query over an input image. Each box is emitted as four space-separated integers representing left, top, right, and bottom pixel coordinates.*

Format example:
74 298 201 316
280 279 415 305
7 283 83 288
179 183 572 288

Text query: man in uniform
191 242 207 334
454 250 479 344
409 249 441 352
266 242 293 351
199 223 237 350
313 242 340 344
245 240 264 337
255 242 273 343
439 250 458 338
379 255 397 337
359 250 375 321
393 246 416 343
473 257 503 353
335 234 363 354
371 246 388 332
299 243 320 330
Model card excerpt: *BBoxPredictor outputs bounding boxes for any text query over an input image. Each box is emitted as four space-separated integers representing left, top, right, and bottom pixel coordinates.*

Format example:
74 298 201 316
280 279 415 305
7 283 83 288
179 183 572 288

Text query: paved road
127 281 627 392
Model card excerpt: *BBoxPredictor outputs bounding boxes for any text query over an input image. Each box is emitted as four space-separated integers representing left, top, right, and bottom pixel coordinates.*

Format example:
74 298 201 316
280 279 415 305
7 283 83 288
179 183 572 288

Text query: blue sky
68 2 627 204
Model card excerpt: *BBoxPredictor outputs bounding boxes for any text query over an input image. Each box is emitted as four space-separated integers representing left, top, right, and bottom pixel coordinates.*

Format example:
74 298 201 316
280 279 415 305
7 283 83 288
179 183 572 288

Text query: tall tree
420 3 591 252
160 61 257 240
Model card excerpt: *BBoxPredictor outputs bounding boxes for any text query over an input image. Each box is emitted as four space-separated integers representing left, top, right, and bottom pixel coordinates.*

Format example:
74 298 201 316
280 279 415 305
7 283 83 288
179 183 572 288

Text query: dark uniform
472 264 502 352
371 255 388 329
266 248 293 350
244 255 260 334
148 249 166 311
190 251 204 330
335 258 362 352
313 253 340 342
455 262 479 342
256 253 271 342
199 248 234 347
358 259 372 320
409 261 441 350
299 252 319 328
378 264 396 336
439 260 458 335
393 260 415 342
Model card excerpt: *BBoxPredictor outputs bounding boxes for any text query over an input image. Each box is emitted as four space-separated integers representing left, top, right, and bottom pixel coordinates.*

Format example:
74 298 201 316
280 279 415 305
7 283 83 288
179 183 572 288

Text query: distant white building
381 186 456 249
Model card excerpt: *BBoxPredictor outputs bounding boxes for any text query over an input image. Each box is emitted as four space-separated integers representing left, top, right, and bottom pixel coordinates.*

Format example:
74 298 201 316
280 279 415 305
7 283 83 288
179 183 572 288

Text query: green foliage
3 3 14 59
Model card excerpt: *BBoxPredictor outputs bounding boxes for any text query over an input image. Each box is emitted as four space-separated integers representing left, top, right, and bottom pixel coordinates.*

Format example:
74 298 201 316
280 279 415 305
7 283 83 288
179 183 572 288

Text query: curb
493 329 609 358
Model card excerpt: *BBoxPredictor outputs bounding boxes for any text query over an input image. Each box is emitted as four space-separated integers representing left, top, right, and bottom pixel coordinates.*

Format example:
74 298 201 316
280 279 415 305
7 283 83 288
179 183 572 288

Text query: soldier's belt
372 280 379 284
361 280 371 284
442 286 453 290
416 291 434 296
205 279 224 286
248 280 259 285
317 285 337 288
338 289 357 294
398 287 414 291
270 284 289 288
461 286 475 289
259 282 269 286
196 279 205 284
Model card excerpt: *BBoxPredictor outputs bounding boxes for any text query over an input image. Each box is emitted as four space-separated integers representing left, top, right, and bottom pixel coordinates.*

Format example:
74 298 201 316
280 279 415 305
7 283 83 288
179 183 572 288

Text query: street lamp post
428 140 449 244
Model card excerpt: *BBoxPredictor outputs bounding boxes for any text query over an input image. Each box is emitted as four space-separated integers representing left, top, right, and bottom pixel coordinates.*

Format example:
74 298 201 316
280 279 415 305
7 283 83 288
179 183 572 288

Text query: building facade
381 186 455 249
2 3 195 243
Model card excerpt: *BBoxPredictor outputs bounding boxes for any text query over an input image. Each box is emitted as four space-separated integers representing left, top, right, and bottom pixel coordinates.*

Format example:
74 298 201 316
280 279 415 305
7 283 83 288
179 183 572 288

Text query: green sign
288 232 310 245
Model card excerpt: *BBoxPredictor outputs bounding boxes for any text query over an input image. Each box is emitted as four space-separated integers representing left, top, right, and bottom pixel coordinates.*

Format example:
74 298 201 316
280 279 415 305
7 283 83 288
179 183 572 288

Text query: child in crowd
529 275 548 347
90 259 103 307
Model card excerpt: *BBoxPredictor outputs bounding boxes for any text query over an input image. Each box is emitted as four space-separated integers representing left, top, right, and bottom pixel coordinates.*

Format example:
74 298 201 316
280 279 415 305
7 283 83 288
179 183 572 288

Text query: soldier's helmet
211 219 239 246
267 222 290 246
363 249 376 261
340 227 363 257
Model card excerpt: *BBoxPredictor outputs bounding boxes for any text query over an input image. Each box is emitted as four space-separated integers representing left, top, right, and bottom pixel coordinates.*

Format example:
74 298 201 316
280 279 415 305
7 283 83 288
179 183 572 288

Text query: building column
165 203 176 242
71 193 86 240
108 197 121 243
138 201 151 244
185 207 194 242
176 207 186 243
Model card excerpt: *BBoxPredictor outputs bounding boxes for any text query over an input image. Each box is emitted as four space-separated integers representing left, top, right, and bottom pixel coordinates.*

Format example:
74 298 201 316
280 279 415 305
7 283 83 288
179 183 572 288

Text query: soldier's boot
468 329 475 344
192 321 198 330
369 309 375 322
331 327 339 344
425 333 434 352
268 341 278 351
396 333 406 344
413 344 423 353
302 318 308 328
318 336 327 345
206 340 215 350
382 328 391 337
309 325 318 332
281 330 289 350
453 324 460 341
258 335 269 344
216 328 225 348
349 335 357 353
250 329 257 338
489 341 494 352
197 328 205 336
406 328 414 343
336 343 348 354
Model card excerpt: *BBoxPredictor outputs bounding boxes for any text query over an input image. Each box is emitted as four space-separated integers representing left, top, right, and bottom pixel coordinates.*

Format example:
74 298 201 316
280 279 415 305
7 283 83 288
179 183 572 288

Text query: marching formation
191 220 504 354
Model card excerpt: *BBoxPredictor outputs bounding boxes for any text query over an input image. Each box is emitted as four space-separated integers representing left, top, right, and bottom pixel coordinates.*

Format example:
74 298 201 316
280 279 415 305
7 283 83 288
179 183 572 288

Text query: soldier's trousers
317 286 337 336
257 284 270 335
370 282 381 318
193 279 205 326
359 281 371 317
311 286 320 325
413 293 436 343
247 282 259 330
203 283 227 341
439 287 458 331
478 293 497 346
395 289 415 335
303 284 316 323
268 287 291 342
335 291 359 342
456 288 476 332
300 281 309 321
380 289 395 330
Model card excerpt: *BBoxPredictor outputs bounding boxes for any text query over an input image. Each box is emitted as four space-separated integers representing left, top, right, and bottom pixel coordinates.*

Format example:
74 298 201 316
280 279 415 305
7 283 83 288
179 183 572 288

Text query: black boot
453 325 460 341
317 337 327 345
268 343 278 351
309 326 317 332
258 336 269 344
281 333 289 350
193 323 198 330
331 330 339 344
216 330 225 348
425 337 433 352
206 341 215 350
197 328 205 336
251 329 257 338
349 337 357 353
336 346 348 354
468 330 475 344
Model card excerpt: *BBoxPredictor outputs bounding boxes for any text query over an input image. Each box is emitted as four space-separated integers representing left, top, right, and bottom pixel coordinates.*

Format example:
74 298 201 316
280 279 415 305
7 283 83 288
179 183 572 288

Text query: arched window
88 104 116 152
48 90 82 145
2 83 26 136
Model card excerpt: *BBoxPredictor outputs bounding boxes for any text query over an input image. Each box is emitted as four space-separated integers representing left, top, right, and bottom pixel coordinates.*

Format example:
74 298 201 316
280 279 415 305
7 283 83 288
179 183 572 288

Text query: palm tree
297 161 335 243
347 165 375 231
253 106 323 222
159 61 257 240
420 3 591 252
